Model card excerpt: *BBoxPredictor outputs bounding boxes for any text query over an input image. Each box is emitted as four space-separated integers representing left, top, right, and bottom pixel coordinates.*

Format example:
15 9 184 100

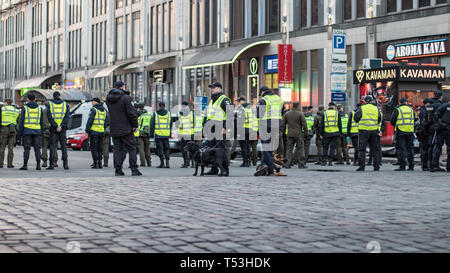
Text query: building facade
0 0 449 110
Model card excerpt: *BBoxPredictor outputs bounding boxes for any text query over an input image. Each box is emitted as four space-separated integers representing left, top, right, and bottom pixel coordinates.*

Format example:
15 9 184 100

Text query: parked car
67 133 90 151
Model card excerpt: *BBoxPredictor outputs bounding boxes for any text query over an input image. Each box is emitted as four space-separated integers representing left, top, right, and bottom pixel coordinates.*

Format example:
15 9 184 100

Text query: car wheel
82 141 90 151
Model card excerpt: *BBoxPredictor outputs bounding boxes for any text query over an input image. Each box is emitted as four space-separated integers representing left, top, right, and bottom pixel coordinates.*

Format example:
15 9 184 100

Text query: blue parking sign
333 30 346 54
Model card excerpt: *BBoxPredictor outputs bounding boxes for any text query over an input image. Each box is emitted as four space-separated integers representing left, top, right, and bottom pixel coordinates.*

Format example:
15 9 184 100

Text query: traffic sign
332 54 347 63
331 63 347 74
194 96 208 111
330 73 347 92
331 92 347 102
333 30 346 54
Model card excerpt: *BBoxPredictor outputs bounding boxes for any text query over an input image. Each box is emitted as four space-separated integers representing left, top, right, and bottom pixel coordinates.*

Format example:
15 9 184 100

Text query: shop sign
386 39 448 60
249 58 258 75
280 88 292 102
278 44 293 85
353 66 446 84
20 87 38 96
64 81 75 89
331 92 346 102
153 70 164 83
264 55 278 74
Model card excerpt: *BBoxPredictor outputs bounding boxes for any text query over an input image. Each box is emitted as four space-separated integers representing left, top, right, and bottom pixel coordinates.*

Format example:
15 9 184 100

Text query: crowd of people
0 82 448 176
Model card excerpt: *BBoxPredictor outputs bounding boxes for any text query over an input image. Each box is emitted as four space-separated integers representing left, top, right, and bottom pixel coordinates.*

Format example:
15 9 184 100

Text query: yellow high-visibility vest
397 105 414 133
91 108 106 133
24 106 42 130
207 95 228 121
358 104 379 131
261 95 283 120
324 109 339 134
179 112 194 136
49 101 67 126
135 113 152 137
340 114 349 134
1 105 20 126
155 112 171 137
350 111 359 134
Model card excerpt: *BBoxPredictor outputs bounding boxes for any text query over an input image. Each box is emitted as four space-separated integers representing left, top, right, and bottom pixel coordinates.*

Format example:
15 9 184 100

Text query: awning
26 89 92 102
12 74 61 90
125 52 178 70
182 40 271 69
92 62 135 78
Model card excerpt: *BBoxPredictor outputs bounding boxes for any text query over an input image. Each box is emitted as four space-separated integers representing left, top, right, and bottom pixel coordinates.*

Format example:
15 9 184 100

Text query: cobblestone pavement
0 149 449 253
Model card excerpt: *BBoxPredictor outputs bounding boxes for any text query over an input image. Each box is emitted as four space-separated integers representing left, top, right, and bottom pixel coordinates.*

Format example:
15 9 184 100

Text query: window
133 12 141 57
301 0 307 28
231 0 245 39
266 0 280 33
437 0 447 4
402 0 413 10
311 0 318 25
198 0 205 45
116 17 123 60
356 0 365 18
151 6 157 54
68 114 83 129
158 5 163 52
418 0 430 7
387 0 397 13
170 1 176 50
344 0 352 20
163 3 169 51
47 0 53 31
251 0 259 36
116 0 123 9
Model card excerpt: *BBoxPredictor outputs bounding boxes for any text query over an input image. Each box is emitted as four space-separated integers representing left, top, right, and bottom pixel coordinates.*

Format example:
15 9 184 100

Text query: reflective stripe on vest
155 112 171 137
207 95 228 121
350 111 359 134
24 106 42 130
340 114 349 134
91 108 106 133
179 112 194 136
194 113 204 133
358 104 379 131
49 101 67 126
1 105 20 126
135 113 152 137
244 108 253 129
261 95 283 120
324 109 339 134
397 105 414 133
305 116 314 132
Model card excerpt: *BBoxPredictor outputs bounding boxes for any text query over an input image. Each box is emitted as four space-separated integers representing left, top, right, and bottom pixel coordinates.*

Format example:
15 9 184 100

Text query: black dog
184 142 229 177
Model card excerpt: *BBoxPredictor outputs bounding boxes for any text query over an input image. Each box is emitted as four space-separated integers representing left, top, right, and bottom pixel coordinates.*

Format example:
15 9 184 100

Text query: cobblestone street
0 150 449 253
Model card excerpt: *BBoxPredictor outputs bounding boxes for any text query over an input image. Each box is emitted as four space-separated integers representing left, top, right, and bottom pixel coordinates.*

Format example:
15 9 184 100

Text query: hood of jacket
25 102 39 109
156 109 169 116
106 88 125 104
94 104 106 112
50 99 65 104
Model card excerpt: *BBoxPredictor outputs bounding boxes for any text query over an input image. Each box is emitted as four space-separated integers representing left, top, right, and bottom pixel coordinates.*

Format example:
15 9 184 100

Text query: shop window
401 0 413 10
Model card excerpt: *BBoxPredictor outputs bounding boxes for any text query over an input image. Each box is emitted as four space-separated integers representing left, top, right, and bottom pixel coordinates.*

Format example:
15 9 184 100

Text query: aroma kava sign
386 39 448 60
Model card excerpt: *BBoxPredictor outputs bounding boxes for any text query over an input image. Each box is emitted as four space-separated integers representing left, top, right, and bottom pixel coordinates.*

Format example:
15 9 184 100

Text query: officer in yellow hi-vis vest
150 101 174 169
204 82 231 176
85 98 107 169
336 104 350 165
18 93 44 171
319 102 342 166
0 99 20 168
347 103 361 166
135 104 152 168
236 97 252 168
46 91 70 170
179 101 195 168
391 97 416 171
304 106 315 162
354 95 382 172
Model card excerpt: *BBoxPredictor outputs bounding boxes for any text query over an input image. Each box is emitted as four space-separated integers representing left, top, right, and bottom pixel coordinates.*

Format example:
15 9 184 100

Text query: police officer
150 101 173 168
18 93 44 170
86 98 107 169
336 104 350 165
135 104 152 167
179 101 195 168
347 103 361 166
368 106 385 167
417 99 431 171
354 95 382 172
204 82 231 176
102 108 111 168
254 86 284 176
319 102 341 166
433 101 450 172
47 91 70 170
391 97 416 171
236 97 252 167
428 91 445 172
41 104 58 168
0 99 20 168
304 106 315 162
313 105 325 165
249 110 259 166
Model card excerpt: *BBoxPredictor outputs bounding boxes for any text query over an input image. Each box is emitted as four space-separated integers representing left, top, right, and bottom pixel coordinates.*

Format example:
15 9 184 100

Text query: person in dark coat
18 93 44 170
85 98 107 169
106 81 142 176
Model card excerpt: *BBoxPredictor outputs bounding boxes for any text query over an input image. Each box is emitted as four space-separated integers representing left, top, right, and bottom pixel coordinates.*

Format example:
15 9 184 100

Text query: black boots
165 159 170 168
20 164 28 171
240 159 250 167
63 161 69 170
181 159 189 168
46 164 55 170
132 169 143 176
157 159 165 168
97 161 102 169
115 169 125 176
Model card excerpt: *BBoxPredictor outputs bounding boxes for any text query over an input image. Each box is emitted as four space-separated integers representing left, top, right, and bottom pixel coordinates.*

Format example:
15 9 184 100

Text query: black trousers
358 131 380 170
180 136 194 162
207 135 228 171
397 134 415 169
156 138 170 160
23 135 41 165
113 134 138 171
350 135 359 163
418 136 429 169
431 129 450 170
323 136 338 162
89 134 104 163
50 129 68 164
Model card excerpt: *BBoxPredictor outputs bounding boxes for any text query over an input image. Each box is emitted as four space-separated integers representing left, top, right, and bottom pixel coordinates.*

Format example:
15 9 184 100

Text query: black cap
329 102 336 107
423 98 431 104
308 106 314 110
237 97 246 102
260 86 270 93
208 82 223 89
159 101 166 107
92 97 101 103
182 101 189 106
114 81 126 89
356 103 362 108
400 97 407 104
53 91 61 99
364 95 374 103
434 90 443 98
318 105 325 111
27 93 36 101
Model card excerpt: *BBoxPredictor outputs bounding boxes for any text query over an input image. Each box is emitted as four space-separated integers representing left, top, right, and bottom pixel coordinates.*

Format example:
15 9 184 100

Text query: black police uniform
432 102 450 172
426 96 443 171
417 102 430 171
